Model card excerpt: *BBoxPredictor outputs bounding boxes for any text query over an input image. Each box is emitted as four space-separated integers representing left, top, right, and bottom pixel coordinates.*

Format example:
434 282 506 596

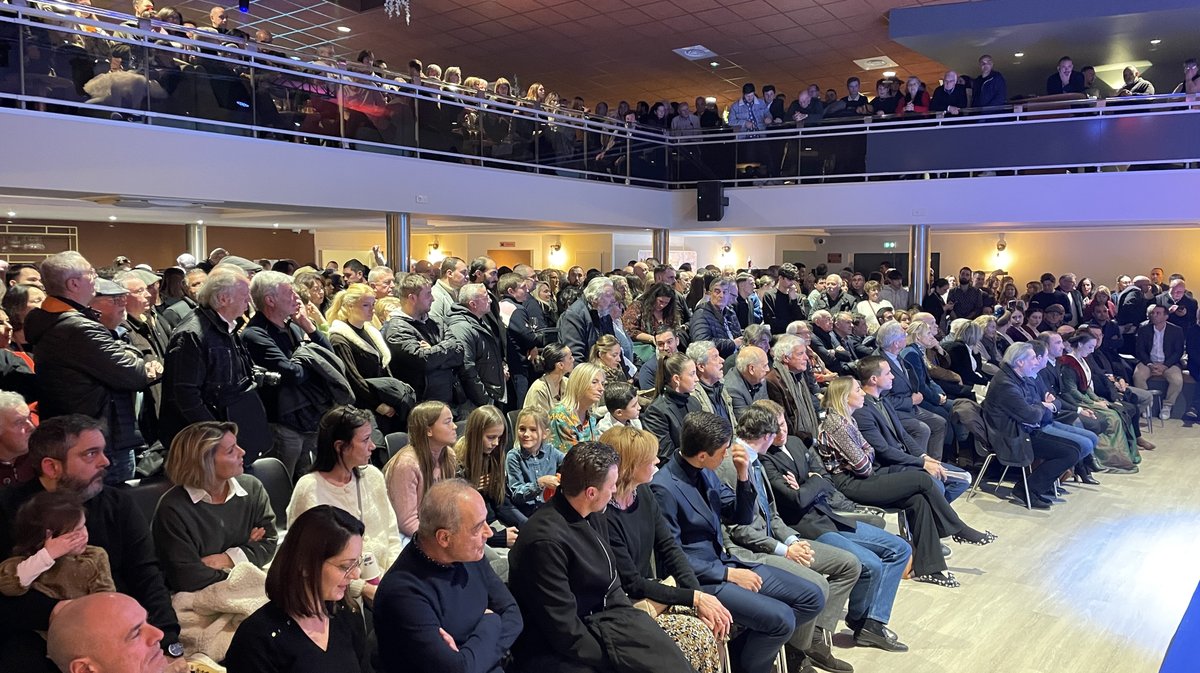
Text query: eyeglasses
325 558 362 579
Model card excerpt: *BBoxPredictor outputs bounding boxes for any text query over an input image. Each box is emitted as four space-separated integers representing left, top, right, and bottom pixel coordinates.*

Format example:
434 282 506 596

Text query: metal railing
3 1 1199 189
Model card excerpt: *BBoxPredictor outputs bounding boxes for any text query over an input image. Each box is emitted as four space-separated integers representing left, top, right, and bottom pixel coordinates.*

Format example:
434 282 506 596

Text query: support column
909 223 929 304
185 222 207 261
651 228 669 264
385 212 411 272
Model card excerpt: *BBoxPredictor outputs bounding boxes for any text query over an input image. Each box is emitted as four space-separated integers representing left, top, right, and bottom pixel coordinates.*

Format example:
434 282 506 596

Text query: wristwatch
166 642 184 658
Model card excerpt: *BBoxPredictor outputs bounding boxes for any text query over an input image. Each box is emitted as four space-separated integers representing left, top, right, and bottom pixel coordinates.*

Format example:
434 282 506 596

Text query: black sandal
913 571 959 588
952 530 997 546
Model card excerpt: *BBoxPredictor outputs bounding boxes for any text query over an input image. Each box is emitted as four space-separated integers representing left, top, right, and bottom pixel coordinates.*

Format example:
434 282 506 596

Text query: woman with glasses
287 406 403 603
225 505 371 673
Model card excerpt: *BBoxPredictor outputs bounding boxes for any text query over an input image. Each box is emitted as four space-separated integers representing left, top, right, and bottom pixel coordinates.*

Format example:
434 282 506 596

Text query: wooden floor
834 420 1200 673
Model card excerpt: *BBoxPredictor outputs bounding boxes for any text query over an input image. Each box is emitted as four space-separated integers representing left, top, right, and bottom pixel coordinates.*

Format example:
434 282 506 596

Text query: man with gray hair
724 345 771 419
690 275 744 358
0 391 33 486
767 336 821 441
445 283 507 414
25 251 161 483
160 264 270 463
558 276 617 363
367 265 397 302
873 320 945 455
373 479 522 673
688 339 735 422
242 270 335 477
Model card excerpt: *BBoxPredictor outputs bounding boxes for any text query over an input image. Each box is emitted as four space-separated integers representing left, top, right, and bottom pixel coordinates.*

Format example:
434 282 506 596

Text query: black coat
641 389 702 465
444 304 506 413
382 313 465 406
242 313 333 429
688 301 740 358
852 394 926 466
762 289 806 336
501 296 544 379
760 439 856 539
160 306 270 462
558 297 613 364
981 363 1050 467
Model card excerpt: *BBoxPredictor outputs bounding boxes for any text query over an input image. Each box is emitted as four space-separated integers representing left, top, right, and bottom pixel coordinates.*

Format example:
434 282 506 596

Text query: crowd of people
0 241 1187 673
9 1 1200 182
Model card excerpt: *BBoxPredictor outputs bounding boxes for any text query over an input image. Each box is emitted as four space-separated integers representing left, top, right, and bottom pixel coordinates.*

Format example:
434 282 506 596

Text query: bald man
47 593 169 673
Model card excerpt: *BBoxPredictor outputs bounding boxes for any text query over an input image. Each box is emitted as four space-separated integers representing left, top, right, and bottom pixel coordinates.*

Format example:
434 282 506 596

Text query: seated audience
597 381 643 433
636 327 678 391
1132 305 1184 419
651 411 825 673
944 320 992 390
855 282 893 334
47 593 171 673
874 321 946 456
819 377 994 587
559 277 618 363
753 400 910 651
225 506 371 673
506 408 564 518
602 424 727 673
724 345 771 419
373 479 522 673
589 334 630 386
286 406 401 603
523 342 574 413
715 406 860 673
623 282 682 361
1058 332 1139 473
152 421 277 593
509 441 695 673
981 342 1088 509
548 362 605 453
384 401 458 545
455 405 522 561
641 353 704 464
766 336 822 442
0 392 34 486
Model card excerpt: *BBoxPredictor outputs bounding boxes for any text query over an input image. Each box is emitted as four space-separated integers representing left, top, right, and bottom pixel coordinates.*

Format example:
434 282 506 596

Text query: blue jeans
1040 421 1097 458
714 564 826 673
817 522 911 625
930 463 970 503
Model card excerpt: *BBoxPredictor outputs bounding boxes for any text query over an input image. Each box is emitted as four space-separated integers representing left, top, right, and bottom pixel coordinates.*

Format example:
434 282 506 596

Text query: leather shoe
1137 437 1156 450
1080 474 1101 485
855 621 909 652
1016 492 1051 509
807 628 854 673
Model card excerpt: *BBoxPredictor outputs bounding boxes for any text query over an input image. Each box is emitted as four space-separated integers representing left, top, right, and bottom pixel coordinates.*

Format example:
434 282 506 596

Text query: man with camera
160 264 272 465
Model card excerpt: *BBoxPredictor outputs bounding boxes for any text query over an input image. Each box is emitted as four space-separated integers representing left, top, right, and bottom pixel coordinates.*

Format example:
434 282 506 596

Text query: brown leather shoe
1137 437 1156 451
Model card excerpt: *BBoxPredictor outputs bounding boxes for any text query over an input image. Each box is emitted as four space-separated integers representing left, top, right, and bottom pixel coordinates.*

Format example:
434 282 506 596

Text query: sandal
952 530 997 546
913 571 959 588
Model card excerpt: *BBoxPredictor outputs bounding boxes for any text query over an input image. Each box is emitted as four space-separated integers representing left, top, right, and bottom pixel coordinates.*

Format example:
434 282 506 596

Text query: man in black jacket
509 441 692 673
499 273 543 409
929 70 968 115
0 416 183 672
1115 276 1153 355
383 273 465 409
763 263 807 336
242 271 334 478
689 277 743 358
25 251 161 483
559 276 616 363
809 310 854 375
445 283 507 415
160 265 270 465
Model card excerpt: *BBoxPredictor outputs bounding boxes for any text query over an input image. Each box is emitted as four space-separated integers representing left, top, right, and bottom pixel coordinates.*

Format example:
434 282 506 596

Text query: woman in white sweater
286 406 402 603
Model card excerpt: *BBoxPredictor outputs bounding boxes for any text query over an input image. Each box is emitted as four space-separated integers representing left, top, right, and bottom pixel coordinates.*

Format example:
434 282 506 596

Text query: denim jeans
816 522 911 625
930 463 970 503
1040 421 1097 458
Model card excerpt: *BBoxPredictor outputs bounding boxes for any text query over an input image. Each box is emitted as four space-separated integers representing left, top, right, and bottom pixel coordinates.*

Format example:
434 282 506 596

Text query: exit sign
498 241 516 248
882 241 897 249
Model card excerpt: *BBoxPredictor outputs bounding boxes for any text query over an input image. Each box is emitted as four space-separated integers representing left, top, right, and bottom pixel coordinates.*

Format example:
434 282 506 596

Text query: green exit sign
882 241 897 249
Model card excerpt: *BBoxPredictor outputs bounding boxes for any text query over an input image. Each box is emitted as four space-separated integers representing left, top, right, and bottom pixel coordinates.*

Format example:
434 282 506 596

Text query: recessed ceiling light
5 211 14 217
273 223 279 228
882 70 896 78
337 26 351 33
709 61 720 67
196 219 204 225
108 215 117 221
1013 52 1025 58
1150 39 1161 45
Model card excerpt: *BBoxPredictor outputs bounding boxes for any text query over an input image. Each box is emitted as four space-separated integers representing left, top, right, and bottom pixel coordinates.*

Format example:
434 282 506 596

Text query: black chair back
383 432 409 463
126 477 172 527
250 457 293 528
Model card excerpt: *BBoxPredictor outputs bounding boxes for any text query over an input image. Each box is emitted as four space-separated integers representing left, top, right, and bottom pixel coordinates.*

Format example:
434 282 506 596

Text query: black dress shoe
1080 474 1101 485
1016 492 1051 509
855 620 909 652
807 628 854 673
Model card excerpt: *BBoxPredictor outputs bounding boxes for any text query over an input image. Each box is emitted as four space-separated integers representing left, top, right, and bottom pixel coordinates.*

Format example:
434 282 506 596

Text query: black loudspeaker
697 180 726 222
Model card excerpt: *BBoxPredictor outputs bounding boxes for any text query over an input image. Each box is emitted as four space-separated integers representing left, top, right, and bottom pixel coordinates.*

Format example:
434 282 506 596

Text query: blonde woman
384 401 458 544
601 425 725 673
972 314 1003 374
327 283 402 431
152 421 278 592
589 334 629 385
547 362 605 453
855 281 893 334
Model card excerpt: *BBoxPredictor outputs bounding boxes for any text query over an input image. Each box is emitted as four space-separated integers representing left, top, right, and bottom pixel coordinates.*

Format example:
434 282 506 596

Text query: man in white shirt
1132 305 1185 419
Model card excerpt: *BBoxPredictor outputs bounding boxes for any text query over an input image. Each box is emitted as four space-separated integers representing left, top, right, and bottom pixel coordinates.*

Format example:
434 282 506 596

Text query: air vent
85 196 224 209
852 55 899 71
674 45 718 61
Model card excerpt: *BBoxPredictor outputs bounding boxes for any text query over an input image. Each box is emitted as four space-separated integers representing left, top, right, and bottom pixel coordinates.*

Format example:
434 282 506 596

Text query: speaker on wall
697 181 727 222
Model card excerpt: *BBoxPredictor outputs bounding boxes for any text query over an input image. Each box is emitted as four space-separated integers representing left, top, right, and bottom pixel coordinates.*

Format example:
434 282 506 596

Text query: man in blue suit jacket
651 411 825 673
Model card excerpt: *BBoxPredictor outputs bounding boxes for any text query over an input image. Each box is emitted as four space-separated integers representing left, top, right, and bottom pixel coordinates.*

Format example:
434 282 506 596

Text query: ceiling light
196 219 204 225
1013 52 1024 58
705 96 717 104
108 215 117 221
709 61 720 67
337 26 351 33
673 45 718 61
853 55 899 71
882 71 896 78
272 223 279 228
1150 39 1161 45
5 211 13 217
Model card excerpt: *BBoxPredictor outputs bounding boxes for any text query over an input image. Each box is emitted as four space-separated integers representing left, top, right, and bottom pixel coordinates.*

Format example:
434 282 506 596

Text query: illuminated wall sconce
992 233 1011 269
427 240 444 263
548 242 566 267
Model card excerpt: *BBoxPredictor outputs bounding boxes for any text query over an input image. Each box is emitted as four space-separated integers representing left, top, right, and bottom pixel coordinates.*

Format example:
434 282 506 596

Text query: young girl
455 405 523 551
505 408 565 518
0 491 114 600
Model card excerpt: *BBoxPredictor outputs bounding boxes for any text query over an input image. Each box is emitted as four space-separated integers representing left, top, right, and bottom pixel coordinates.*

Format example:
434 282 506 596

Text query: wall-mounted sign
498 241 516 248
827 253 843 264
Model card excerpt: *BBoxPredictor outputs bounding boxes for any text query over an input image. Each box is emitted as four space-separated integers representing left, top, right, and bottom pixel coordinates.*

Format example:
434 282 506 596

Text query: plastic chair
250 457 293 527
384 432 409 462
125 476 172 526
